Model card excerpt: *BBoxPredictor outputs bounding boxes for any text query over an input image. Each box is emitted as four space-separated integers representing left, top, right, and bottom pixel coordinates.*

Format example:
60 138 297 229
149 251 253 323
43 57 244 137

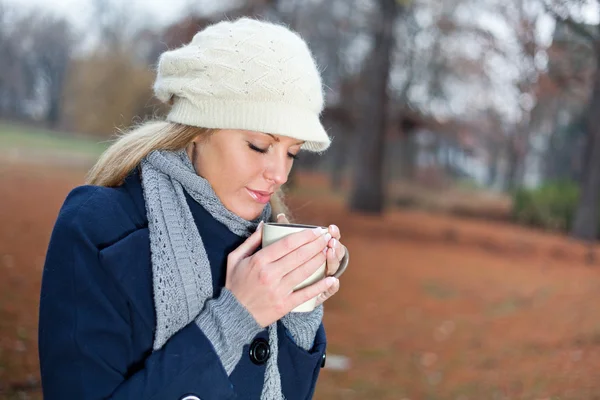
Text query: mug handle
331 245 349 279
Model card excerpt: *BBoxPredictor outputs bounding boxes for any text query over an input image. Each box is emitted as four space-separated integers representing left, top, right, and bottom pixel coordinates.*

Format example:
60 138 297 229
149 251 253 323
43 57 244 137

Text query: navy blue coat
38 171 327 399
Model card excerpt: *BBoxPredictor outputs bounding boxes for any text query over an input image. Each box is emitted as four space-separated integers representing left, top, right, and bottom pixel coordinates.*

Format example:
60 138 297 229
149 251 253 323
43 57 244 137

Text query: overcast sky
5 0 599 28
3 0 598 124
1 0 242 31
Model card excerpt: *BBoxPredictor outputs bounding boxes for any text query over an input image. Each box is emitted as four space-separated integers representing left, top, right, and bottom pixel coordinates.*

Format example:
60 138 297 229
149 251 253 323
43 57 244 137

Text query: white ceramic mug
262 222 349 312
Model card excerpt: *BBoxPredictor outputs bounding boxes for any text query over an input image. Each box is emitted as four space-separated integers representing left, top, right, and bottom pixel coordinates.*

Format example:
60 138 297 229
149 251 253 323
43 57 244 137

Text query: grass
0 121 108 157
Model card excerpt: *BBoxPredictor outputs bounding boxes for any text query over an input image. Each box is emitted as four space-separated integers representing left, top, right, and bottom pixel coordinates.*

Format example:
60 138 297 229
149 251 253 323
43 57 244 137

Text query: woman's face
187 129 303 220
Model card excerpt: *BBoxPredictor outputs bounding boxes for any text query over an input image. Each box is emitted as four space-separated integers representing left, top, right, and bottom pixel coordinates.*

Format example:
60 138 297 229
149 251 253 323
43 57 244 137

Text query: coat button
321 352 326 368
249 338 270 365
180 396 201 400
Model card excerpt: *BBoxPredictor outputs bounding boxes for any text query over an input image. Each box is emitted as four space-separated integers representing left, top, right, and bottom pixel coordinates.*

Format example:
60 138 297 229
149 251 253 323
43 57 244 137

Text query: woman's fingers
325 237 346 275
281 250 327 292
332 238 345 259
274 214 343 303
289 276 337 310
326 245 339 276
315 278 340 307
275 231 330 277
228 221 264 266
274 214 343 277
328 224 341 241
258 226 329 266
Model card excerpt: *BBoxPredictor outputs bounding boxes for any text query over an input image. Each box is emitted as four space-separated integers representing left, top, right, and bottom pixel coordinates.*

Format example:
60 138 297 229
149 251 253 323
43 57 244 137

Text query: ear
185 141 196 161
189 135 204 145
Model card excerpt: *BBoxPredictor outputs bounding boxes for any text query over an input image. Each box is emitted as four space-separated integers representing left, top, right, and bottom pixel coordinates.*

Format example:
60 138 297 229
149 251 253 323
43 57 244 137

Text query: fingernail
258 221 264 230
277 213 286 219
325 277 336 287
324 233 332 242
312 227 327 236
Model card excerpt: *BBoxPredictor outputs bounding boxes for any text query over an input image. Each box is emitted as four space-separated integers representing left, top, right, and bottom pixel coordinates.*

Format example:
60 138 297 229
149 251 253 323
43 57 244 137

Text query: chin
231 203 265 221
245 208 265 221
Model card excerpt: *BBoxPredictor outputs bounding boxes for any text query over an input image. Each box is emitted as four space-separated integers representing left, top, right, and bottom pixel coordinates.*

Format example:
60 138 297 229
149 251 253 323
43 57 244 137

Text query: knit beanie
154 17 331 152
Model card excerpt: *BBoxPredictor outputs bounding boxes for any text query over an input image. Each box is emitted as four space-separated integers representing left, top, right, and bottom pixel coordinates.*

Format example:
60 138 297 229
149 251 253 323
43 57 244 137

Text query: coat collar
120 168 148 228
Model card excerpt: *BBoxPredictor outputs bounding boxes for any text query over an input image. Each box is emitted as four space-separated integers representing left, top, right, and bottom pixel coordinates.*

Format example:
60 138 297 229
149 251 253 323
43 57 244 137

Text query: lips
246 188 274 204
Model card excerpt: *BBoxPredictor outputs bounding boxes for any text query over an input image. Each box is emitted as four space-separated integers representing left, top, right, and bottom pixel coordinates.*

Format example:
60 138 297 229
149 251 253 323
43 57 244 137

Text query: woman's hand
225 221 337 327
277 214 344 307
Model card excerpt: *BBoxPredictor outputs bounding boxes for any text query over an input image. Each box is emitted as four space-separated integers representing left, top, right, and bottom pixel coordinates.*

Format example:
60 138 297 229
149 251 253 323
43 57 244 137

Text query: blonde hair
86 120 290 221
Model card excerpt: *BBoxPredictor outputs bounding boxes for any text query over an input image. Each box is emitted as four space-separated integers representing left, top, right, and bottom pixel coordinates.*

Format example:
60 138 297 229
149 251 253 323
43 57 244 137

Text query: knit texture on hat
154 17 331 152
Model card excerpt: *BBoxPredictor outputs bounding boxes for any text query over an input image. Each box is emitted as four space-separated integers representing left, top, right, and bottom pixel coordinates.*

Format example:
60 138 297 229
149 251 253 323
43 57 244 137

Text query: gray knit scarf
140 149 283 399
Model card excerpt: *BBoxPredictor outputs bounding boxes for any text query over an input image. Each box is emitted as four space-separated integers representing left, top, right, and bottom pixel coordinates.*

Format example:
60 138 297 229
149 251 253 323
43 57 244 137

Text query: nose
264 153 289 186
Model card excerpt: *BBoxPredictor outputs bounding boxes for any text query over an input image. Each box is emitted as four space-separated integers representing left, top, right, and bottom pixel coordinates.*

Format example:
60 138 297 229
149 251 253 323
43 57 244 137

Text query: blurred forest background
2 0 600 236
3 0 600 235
4 0 600 398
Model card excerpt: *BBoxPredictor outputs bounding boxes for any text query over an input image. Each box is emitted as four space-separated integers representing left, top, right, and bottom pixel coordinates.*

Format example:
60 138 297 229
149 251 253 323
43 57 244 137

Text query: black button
249 338 270 365
321 352 326 368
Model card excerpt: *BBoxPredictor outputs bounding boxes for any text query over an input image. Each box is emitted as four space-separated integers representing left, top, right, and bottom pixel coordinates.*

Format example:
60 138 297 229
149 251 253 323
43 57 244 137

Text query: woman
38 17 347 400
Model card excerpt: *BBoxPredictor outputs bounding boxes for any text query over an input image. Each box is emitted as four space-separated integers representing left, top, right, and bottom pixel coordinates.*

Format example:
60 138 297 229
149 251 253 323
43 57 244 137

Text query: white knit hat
154 18 331 152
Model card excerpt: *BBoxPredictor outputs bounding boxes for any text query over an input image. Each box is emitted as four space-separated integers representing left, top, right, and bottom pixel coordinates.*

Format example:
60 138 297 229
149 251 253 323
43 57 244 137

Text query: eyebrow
260 132 304 146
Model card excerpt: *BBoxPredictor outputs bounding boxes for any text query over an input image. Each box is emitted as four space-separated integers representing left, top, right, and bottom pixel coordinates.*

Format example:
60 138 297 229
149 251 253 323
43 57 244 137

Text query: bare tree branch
542 0 597 45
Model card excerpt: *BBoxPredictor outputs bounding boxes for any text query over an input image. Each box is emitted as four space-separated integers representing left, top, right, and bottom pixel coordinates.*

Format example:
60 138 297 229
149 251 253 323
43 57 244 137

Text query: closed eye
248 143 268 154
248 142 299 160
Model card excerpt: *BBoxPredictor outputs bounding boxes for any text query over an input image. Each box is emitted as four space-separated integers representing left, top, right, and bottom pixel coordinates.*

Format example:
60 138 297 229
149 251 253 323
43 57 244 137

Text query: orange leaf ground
1 163 599 399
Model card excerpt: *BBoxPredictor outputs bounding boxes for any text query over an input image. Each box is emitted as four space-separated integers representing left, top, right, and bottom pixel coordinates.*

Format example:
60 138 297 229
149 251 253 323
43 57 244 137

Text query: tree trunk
399 131 416 180
47 81 63 128
331 120 350 192
572 59 600 240
487 142 500 187
349 0 399 213
504 137 520 191
543 125 560 182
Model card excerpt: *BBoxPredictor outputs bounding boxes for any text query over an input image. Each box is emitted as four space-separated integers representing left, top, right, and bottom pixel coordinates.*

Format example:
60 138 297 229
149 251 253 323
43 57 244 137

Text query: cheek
224 150 264 190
